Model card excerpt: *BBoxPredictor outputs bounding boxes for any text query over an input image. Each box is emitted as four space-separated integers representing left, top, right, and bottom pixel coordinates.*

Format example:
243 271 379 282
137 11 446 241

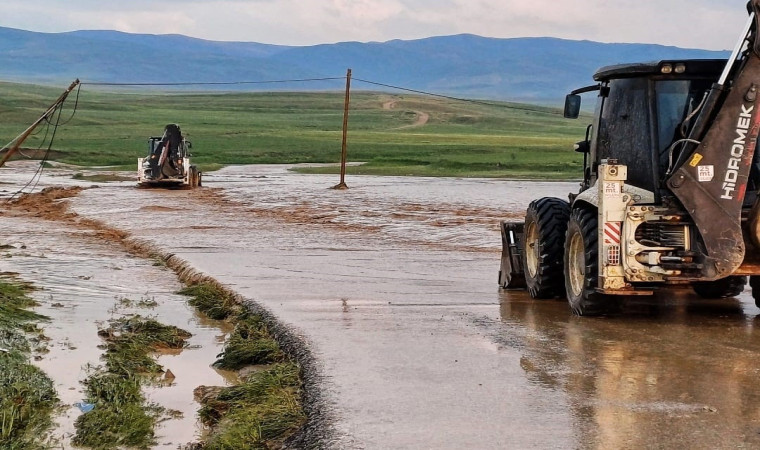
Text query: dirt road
382 98 430 129
4 163 760 448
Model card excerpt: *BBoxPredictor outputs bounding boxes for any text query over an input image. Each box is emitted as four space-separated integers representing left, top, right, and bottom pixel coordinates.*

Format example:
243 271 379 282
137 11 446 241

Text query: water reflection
498 290 760 449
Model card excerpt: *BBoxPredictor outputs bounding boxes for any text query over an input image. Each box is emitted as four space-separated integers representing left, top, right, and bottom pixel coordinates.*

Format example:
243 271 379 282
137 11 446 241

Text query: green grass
179 282 305 448
98 316 191 377
73 316 192 449
0 278 57 450
0 81 588 178
213 312 285 371
73 373 155 449
179 283 241 321
200 363 305 450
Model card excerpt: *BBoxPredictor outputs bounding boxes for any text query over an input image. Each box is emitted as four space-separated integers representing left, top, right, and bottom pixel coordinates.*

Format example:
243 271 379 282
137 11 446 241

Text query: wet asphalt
4 163 760 448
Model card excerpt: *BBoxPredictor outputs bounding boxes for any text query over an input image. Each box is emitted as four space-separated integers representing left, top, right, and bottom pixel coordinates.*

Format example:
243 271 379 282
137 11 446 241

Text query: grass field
0 81 589 179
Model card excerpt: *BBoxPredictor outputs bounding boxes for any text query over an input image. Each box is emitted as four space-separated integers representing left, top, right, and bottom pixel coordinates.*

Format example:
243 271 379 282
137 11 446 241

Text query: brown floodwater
0 171 234 447
4 162 760 448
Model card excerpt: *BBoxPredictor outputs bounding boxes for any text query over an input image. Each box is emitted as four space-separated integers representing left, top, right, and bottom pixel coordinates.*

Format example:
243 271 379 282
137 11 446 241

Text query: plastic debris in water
74 402 95 413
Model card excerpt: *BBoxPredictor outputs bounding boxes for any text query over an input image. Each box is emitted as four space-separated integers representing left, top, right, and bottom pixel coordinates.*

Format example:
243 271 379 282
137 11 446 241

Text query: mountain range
0 26 728 101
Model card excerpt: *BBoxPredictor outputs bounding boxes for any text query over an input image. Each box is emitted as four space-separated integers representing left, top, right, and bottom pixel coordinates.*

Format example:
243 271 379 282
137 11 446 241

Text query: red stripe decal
603 222 621 244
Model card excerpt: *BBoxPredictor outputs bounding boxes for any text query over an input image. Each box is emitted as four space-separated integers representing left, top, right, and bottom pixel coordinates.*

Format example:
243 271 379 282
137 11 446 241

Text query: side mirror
564 94 581 119
574 140 590 153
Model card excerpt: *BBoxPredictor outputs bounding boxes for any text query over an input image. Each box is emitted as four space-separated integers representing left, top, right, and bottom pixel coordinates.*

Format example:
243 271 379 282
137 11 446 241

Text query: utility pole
0 79 80 168
333 68 351 190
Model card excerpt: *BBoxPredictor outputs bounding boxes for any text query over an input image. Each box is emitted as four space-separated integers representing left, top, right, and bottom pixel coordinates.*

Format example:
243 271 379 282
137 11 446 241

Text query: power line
82 77 346 87
352 77 564 116
81 74 563 115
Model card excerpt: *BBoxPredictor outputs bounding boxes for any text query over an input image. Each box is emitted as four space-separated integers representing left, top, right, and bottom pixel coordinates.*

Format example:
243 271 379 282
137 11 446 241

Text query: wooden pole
333 68 351 190
0 79 80 168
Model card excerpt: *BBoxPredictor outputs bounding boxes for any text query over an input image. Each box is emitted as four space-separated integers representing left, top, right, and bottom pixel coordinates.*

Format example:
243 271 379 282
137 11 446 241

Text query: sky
0 0 749 50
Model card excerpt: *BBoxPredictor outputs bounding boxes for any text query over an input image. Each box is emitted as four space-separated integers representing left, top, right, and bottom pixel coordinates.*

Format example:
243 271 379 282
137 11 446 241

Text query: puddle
0 214 232 447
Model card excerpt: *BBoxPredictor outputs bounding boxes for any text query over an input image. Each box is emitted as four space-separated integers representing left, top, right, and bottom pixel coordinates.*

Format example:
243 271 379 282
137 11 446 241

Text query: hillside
0 27 727 100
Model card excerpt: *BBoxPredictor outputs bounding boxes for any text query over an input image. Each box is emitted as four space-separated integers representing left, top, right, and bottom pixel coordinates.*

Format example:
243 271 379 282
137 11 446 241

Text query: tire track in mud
3 186 336 449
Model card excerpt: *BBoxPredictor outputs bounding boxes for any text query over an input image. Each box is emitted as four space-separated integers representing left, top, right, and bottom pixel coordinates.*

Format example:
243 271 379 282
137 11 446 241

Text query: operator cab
566 59 727 200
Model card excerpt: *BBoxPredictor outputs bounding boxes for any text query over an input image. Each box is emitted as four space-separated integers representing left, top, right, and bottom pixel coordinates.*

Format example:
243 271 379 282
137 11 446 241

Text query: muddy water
0 204 232 447
7 162 760 448
497 290 760 449
215 165 577 251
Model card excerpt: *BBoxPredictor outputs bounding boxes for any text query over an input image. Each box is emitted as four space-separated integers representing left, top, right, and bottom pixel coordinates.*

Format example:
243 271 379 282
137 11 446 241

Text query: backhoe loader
137 124 201 188
500 0 760 315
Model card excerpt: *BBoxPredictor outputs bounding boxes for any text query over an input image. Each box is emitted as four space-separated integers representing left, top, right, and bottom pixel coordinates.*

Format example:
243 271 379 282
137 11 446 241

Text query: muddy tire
188 167 199 188
522 197 570 299
564 206 608 316
692 276 746 299
750 276 760 308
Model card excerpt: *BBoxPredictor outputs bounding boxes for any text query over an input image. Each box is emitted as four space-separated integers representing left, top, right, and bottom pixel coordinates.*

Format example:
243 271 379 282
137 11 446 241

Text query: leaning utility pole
0 79 80 169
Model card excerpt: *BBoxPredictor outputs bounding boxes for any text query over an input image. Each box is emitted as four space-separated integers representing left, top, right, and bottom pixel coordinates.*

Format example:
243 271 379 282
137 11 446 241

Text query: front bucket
499 221 526 289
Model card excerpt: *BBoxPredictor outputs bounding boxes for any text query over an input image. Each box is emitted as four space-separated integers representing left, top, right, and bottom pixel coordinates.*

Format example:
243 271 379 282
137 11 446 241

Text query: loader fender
573 181 654 210
574 182 599 209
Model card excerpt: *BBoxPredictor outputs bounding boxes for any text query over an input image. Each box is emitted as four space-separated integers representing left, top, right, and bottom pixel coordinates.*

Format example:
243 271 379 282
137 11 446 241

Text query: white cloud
0 0 749 49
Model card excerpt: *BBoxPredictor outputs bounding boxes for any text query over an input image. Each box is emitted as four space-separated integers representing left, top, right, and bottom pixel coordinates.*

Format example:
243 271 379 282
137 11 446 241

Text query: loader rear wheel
522 197 570 299
189 167 199 188
692 276 746 299
564 206 608 316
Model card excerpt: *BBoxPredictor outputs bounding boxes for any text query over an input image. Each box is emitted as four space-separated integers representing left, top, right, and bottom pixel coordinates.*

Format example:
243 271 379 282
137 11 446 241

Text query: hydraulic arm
666 0 760 279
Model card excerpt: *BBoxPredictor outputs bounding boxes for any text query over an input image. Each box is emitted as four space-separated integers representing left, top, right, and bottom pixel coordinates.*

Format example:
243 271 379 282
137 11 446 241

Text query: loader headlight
661 64 673 74
674 63 686 74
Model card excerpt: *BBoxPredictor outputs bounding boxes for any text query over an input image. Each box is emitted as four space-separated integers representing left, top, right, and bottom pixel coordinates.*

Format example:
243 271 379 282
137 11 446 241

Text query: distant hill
0 27 728 101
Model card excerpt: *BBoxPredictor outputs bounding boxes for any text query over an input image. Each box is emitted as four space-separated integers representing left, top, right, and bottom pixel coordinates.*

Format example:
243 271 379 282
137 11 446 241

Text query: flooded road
0 168 233 448
4 162 760 448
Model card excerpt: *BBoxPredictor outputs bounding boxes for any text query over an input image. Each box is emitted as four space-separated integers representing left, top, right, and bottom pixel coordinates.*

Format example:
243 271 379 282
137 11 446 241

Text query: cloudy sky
0 0 749 50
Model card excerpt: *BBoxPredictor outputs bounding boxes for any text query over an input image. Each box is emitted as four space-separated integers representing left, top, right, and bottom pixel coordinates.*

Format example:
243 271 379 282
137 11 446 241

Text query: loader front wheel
692 276 746 299
522 197 570 299
564 206 607 316
189 167 199 188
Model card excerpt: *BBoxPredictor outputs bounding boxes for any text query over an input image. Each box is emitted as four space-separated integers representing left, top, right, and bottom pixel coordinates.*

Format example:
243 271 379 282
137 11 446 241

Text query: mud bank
1 184 329 447
124 238 335 447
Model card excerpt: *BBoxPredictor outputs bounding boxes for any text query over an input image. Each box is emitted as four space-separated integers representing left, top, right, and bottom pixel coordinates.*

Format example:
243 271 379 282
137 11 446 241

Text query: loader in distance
137 124 201 188
500 0 760 315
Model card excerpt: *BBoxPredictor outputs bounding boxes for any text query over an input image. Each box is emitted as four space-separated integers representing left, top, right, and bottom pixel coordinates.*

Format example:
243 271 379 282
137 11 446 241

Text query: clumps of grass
179 283 241 320
0 278 57 449
73 373 156 449
199 363 306 449
116 296 159 309
98 316 191 377
179 282 306 448
1 355 58 448
136 297 158 309
73 316 192 448
213 313 284 370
